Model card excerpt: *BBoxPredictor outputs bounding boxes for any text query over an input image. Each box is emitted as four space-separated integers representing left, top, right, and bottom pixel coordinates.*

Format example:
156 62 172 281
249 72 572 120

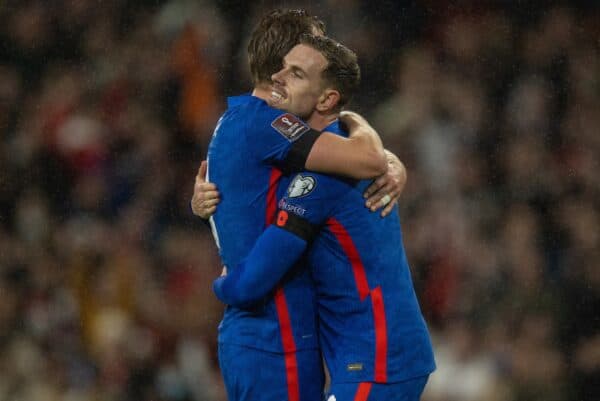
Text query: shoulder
252 103 310 142
279 172 354 224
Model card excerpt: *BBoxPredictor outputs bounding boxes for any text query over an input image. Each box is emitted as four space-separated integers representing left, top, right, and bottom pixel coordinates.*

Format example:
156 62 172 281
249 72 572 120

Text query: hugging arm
192 150 407 219
193 110 403 219
213 225 310 308
305 111 387 179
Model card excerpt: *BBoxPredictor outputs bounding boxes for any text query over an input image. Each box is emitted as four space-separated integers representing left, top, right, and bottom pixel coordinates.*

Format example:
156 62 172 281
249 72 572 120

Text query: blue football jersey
207 94 321 353
300 175 436 383
214 120 436 384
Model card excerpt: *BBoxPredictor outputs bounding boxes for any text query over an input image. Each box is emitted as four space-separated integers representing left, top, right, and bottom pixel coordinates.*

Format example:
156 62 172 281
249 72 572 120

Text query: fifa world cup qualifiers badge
271 113 310 141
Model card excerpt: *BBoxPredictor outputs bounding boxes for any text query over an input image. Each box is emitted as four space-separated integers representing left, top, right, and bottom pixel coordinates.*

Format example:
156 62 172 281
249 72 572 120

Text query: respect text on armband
278 199 306 217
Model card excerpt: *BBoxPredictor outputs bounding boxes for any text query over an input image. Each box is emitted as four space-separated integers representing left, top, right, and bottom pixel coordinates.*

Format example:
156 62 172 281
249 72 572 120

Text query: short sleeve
250 105 320 172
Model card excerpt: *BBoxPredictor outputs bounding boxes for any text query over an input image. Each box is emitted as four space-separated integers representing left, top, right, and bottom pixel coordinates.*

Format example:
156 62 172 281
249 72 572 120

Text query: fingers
368 190 399 216
195 171 213 186
191 200 217 219
380 194 392 206
191 192 220 213
194 179 218 196
364 175 393 209
339 110 364 121
366 185 395 211
364 161 406 214
363 175 386 199
339 110 368 130
191 186 220 216
195 162 212 189
339 110 354 119
380 194 399 217
197 205 216 219
202 197 220 208
199 160 207 179
197 189 219 202
191 160 219 219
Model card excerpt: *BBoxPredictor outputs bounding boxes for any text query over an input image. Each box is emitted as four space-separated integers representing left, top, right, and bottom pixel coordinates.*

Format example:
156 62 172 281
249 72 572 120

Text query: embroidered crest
287 174 316 198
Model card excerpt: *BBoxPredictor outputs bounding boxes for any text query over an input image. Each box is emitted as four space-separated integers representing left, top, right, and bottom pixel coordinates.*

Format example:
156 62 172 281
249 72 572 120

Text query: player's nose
271 69 285 85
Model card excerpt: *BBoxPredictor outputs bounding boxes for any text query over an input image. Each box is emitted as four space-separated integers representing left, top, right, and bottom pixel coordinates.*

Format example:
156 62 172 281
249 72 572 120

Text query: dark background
0 1 598 400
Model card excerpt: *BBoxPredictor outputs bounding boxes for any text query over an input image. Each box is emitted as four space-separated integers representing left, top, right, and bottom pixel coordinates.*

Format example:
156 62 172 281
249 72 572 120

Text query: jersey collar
227 93 263 108
324 119 348 137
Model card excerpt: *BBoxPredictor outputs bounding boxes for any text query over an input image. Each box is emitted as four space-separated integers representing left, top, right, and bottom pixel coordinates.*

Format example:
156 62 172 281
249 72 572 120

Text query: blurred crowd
0 1 598 401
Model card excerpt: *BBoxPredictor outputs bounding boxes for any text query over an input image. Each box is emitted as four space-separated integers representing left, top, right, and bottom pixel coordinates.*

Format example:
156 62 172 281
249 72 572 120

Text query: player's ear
316 89 340 113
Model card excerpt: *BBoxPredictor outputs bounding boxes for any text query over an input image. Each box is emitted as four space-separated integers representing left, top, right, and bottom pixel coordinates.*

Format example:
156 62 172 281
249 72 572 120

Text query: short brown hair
299 34 361 110
248 9 326 85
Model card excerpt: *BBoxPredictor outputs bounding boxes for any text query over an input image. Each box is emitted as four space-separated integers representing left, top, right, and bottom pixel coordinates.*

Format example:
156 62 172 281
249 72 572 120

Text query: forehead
285 44 327 74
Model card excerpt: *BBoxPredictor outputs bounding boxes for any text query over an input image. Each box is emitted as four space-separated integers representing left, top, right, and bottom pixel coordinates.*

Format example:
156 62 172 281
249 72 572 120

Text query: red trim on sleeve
327 218 370 301
353 382 373 401
371 286 388 382
266 167 283 226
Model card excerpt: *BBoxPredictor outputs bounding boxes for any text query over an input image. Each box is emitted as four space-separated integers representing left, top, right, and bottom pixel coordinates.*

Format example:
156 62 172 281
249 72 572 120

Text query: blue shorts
326 375 429 401
218 343 324 401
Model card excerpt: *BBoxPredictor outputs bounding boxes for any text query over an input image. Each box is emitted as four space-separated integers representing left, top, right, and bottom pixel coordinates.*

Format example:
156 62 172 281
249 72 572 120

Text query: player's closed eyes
286 65 305 79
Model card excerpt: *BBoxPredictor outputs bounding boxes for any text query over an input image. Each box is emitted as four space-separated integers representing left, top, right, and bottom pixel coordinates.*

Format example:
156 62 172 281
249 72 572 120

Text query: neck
252 83 272 102
306 110 339 131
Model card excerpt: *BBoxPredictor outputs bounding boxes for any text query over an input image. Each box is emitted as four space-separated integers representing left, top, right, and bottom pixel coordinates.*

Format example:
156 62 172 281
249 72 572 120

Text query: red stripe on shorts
354 382 373 401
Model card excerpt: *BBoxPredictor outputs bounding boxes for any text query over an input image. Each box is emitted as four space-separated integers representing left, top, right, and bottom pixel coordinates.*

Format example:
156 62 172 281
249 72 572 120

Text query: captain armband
280 128 321 174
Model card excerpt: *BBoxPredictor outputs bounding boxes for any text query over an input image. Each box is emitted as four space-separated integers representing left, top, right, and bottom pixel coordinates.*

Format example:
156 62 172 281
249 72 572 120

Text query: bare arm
191 150 407 220
192 115 406 219
305 111 387 179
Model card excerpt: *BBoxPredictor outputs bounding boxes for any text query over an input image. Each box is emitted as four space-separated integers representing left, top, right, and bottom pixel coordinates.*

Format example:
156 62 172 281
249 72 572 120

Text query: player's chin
269 98 287 111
